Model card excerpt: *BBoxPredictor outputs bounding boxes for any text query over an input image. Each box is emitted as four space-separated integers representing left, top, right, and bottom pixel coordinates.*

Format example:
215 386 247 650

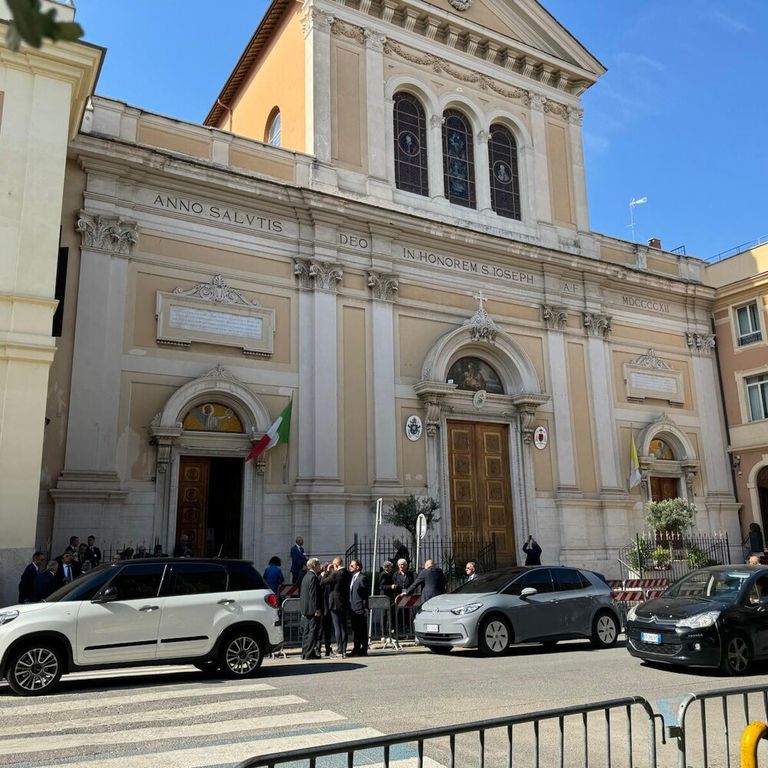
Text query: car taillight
265 593 279 609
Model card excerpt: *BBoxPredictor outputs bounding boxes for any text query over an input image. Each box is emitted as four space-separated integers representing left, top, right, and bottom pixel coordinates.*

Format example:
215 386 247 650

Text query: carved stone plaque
623 355 683 405
156 290 275 358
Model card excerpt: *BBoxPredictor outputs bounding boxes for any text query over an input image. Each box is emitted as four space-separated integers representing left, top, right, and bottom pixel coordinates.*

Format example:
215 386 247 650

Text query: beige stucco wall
546 118 574 227
342 304 369 488
227 4 306 151
331 39 367 171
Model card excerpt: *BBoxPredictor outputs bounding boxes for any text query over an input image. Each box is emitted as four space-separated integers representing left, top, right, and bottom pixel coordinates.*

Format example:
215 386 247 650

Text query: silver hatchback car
414 566 620 656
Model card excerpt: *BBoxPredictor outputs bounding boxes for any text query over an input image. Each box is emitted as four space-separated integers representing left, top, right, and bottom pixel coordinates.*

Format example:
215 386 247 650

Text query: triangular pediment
421 0 604 75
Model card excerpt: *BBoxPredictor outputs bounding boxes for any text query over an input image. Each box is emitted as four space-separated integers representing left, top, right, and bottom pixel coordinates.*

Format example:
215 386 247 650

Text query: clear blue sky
74 0 768 260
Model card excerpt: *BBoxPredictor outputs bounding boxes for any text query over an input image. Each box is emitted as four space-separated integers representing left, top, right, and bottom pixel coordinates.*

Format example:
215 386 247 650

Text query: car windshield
452 569 524 594
44 565 114 603
665 569 751 600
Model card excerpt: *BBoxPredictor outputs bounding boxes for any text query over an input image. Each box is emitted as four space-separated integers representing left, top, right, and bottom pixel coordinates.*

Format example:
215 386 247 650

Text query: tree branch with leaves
5 0 83 51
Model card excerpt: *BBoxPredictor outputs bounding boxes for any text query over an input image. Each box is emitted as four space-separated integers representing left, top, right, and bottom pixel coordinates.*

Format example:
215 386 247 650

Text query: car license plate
424 623 439 633
640 631 662 644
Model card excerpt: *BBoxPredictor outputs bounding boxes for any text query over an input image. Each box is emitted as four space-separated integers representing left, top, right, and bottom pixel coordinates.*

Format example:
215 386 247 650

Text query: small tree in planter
646 497 696 534
384 495 440 563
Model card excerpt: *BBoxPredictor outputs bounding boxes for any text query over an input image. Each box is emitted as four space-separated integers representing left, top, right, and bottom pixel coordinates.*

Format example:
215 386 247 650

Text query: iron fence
617 531 731 582
345 534 496 587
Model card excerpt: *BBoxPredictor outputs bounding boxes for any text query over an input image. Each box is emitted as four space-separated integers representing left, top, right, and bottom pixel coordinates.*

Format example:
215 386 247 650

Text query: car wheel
6 642 64 696
218 631 264 678
590 611 619 649
424 645 453 655
720 634 752 676
478 615 512 656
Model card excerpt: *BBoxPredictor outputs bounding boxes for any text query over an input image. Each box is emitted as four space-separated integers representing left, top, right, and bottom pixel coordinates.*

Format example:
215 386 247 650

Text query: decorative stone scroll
76 210 138 256
463 291 498 343
368 272 399 301
624 349 683 405
448 0 473 10
542 304 567 331
685 332 716 356
156 275 274 358
293 258 343 292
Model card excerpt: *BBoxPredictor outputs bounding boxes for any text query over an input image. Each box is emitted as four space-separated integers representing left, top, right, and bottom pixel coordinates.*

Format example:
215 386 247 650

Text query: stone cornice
330 17 581 114
70 130 709 299
325 0 599 95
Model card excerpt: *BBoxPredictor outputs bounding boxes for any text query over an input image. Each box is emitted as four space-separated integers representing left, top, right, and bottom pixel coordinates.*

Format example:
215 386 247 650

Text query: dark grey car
413 566 620 656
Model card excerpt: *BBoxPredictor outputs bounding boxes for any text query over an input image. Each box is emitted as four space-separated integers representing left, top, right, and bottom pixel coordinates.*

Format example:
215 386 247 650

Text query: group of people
282 544 477 659
17 535 102 603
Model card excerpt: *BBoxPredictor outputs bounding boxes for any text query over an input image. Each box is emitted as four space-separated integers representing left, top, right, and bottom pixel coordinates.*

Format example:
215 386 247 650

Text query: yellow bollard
741 722 768 768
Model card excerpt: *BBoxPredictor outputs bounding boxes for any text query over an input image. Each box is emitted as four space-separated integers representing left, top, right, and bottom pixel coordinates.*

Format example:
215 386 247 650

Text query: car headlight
626 605 638 622
450 603 483 616
676 610 720 629
0 610 19 626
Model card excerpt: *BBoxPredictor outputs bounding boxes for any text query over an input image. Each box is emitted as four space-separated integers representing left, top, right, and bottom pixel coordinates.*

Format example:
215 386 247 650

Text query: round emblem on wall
472 390 487 409
493 160 512 184
533 426 548 450
405 415 423 441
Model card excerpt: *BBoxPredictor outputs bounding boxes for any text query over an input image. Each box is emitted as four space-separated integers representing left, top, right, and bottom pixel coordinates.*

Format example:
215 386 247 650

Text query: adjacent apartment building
707 243 768 543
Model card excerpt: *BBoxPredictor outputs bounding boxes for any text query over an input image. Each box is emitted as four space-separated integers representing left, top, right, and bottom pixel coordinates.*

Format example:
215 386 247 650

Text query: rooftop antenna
628 197 647 242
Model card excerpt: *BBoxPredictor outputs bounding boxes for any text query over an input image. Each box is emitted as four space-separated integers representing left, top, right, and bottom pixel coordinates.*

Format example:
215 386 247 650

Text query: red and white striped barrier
612 591 645 603
395 594 420 609
278 584 299 597
624 578 668 590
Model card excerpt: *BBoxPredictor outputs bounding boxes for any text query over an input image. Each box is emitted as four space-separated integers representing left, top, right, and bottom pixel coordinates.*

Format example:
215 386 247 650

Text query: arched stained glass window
393 92 429 196
649 438 675 460
442 110 475 208
488 124 521 220
446 357 504 394
266 109 281 147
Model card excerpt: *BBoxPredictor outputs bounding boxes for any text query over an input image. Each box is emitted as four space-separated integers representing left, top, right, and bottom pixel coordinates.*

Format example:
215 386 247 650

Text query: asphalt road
2 639 768 767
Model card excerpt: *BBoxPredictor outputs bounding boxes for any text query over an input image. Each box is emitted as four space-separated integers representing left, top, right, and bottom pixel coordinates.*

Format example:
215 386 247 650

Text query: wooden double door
447 421 516 564
176 456 243 558
650 476 679 502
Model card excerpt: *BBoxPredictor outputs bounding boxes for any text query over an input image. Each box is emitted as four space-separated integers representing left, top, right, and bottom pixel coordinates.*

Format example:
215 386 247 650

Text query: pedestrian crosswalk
0 665 382 768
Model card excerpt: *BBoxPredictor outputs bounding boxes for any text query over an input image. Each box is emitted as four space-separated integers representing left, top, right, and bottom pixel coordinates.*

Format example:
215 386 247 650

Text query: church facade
37 0 739 579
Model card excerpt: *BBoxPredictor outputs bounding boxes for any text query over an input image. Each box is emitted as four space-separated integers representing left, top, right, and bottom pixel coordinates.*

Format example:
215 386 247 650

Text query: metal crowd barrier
237 696 661 768
669 683 768 768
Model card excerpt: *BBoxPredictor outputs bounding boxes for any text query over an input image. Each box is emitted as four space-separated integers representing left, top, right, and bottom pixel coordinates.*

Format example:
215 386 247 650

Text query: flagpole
369 497 382 640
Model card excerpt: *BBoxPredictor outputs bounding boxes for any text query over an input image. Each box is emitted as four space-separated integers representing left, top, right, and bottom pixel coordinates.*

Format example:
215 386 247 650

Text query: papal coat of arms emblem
405 415 424 441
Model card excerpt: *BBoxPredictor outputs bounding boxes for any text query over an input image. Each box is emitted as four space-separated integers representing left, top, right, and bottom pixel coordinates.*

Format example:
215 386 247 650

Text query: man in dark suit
348 559 369 656
54 551 80 587
299 557 323 659
406 559 447 608
33 561 60 601
84 535 102 566
321 557 351 657
290 537 307 586
18 551 46 603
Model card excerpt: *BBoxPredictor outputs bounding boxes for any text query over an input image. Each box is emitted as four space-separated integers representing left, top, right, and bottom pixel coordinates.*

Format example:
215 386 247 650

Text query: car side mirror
520 587 538 598
93 585 118 603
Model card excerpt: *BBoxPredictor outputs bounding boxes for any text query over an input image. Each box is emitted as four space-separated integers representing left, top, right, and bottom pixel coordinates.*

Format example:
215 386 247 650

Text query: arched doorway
149 366 271 563
415 309 548 566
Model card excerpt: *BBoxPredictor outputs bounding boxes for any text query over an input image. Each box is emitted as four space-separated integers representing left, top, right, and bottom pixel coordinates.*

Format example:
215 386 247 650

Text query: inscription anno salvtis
152 194 283 232
401 246 534 285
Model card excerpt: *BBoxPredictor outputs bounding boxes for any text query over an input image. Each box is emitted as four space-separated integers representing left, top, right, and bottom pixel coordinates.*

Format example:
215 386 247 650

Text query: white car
0 558 283 695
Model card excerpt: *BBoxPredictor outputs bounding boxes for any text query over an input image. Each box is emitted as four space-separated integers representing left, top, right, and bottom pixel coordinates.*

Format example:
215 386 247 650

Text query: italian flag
245 401 292 463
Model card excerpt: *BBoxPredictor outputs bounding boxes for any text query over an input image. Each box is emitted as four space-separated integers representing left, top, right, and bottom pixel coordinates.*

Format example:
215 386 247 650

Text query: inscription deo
402 247 534 285
152 195 283 232
339 233 369 249
622 295 670 313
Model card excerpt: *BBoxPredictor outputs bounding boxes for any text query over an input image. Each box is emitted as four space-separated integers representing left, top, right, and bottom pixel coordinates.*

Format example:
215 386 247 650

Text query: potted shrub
646 498 696 547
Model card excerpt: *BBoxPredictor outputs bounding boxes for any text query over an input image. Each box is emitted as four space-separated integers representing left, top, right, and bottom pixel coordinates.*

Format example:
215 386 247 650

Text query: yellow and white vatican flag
629 433 642 489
